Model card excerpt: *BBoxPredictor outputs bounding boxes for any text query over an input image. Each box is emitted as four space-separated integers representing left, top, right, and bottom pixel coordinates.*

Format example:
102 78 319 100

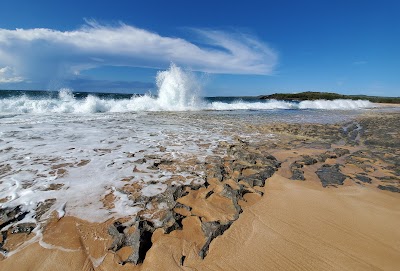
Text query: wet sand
1 111 399 270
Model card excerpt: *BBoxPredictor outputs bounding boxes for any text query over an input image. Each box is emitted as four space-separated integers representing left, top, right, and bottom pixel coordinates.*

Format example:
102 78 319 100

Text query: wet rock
316 164 347 187
11 223 36 234
134 158 147 164
377 185 400 193
0 231 8 254
0 206 28 229
34 198 57 220
76 159 90 166
172 186 189 201
0 164 12 176
205 156 225 181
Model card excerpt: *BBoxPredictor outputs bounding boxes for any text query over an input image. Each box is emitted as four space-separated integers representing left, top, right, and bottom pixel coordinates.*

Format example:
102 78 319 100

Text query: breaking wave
0 64 374 113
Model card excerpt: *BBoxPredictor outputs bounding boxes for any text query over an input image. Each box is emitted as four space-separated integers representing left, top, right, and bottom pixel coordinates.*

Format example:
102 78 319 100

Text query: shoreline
1 111 399 270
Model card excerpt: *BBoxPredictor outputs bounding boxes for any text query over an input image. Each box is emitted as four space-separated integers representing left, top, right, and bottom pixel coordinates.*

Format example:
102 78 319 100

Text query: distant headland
259 91 400 104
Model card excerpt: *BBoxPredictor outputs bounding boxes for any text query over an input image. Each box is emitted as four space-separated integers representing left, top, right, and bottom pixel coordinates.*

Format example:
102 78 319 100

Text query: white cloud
0 21 278 85
0 66 24 83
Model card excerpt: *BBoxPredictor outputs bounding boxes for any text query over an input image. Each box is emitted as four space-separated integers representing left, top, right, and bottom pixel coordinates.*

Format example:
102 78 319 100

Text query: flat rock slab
316 164 347 187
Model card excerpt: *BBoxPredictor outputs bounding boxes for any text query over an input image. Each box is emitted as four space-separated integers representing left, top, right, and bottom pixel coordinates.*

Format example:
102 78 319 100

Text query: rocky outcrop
105 140 280 265
316 164 347 187
377 185 400 193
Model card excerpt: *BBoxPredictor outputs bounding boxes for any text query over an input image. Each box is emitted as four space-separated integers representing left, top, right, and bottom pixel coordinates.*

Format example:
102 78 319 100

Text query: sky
0 0 399 97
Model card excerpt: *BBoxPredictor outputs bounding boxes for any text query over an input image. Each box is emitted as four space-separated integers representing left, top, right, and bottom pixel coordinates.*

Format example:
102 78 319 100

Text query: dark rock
108 219 156 265
377 185 400 193
301 155 318 165
316 164 347 187
199 221 232 259
290 162 303 169
165 211 184 234
239 166 276 188
108 222 126 251
220 185 242 219
172 186 189 201
0 206 28 229
137 221 153 264
205 156 225 181
174 203 192 211
11 223 36 234
0 231 7 254
34 198 57 220
291 169 305 181
124 224 141 264
355 174 372 183
317 152 337 162
333 148 350 157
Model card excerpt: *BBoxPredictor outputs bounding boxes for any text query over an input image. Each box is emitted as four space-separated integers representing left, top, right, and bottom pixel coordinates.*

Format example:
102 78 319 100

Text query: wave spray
155 63 203 110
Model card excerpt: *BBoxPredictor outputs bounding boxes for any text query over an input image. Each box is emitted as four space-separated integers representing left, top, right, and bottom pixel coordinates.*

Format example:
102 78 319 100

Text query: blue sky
0 0 399 96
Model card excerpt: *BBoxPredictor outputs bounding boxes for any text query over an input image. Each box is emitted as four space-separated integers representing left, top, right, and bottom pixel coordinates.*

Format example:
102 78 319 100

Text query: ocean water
0 64 383 255
0 64 374 114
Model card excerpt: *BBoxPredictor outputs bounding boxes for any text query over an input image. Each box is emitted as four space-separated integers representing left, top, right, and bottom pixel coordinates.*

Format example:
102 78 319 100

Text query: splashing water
156 63 203 110
0 64 375 114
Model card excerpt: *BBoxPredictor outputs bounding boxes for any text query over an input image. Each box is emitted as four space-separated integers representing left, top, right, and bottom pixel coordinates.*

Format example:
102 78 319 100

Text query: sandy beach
1 111 399 270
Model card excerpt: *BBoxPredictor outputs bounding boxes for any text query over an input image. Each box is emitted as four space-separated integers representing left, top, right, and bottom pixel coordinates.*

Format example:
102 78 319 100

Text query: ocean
0 65 385 256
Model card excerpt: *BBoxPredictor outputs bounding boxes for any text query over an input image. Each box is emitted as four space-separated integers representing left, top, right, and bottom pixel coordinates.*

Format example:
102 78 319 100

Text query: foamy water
0 112 227 242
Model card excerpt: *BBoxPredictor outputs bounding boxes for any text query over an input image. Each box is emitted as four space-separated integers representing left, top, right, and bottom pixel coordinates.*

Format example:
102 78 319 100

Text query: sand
198 174 400 270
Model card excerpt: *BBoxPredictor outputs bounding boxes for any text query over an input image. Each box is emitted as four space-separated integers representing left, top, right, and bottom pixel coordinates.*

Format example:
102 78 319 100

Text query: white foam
298 99 373 109
0 111 227 228
208 100 295 110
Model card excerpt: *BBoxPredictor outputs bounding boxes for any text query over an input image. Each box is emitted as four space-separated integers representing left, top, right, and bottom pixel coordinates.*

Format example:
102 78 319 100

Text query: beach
1 103 399 270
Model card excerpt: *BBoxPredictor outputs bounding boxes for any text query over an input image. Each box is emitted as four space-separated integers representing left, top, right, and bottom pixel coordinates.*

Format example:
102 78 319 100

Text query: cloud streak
0 21 278 86
0 66 23 83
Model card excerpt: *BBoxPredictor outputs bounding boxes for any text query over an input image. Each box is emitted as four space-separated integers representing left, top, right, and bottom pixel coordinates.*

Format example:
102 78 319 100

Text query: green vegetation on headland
259 92 400 104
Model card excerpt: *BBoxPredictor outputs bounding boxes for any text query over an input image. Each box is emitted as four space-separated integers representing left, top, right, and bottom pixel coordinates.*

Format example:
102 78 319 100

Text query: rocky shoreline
0 111 399 270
